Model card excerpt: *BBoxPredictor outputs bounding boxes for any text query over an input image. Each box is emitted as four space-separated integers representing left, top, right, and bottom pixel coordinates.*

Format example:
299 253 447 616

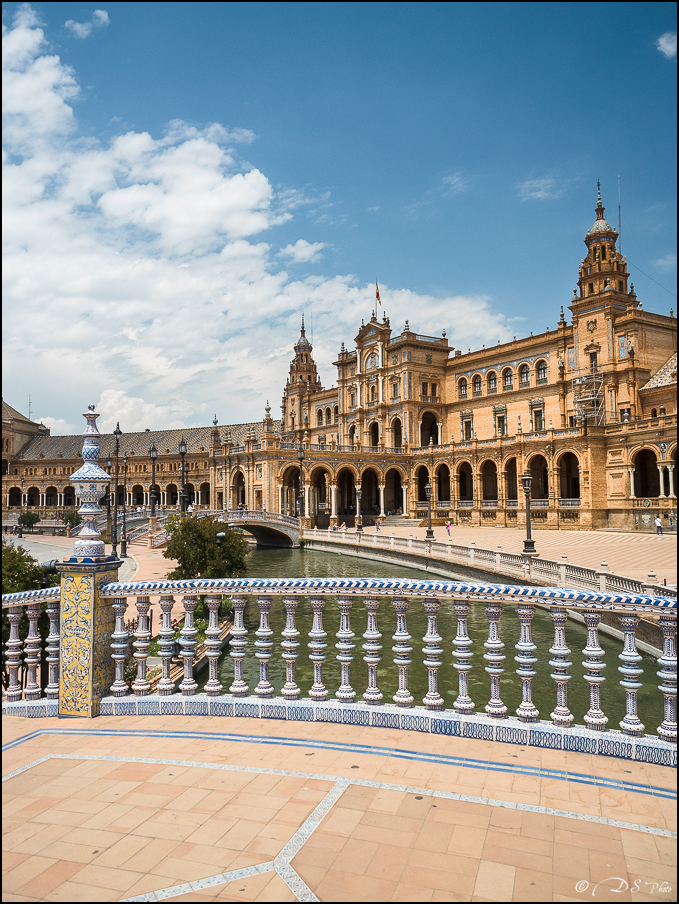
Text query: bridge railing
3 578 675 760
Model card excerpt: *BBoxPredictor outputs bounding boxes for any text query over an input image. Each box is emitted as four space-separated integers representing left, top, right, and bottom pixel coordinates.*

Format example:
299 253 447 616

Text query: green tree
18 511 40 532
163 515 248 580
62 511 82 529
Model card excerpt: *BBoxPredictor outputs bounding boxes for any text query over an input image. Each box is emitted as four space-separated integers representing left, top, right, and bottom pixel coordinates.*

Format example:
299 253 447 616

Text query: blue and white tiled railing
2 578 676 764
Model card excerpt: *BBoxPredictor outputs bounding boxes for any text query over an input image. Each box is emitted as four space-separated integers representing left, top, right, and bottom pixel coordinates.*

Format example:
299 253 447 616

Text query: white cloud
37 416 79 435
367 205 380 212
2 7 510 432
442 172 465 194
277 239 327 263
655 32 677 59
517 177 564 201
654 253 677 270
65 9 109 40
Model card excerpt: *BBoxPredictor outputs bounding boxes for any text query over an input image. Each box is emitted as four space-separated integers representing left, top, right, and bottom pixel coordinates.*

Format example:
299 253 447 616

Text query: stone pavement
2 715 676 903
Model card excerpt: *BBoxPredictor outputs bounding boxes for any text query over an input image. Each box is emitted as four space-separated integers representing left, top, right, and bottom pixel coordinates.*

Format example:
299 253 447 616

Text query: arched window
487 372 497 392
333 405 339 423
325 407 332 425
459 378 468 399
519 364 530 386
503 368 513 390
370 384 377 402
317 409 323 426
537 360 548 383
473 375 482 395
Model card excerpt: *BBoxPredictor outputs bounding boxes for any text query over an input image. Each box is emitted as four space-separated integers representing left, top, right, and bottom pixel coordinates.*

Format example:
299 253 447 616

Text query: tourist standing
445 520 451 537
655 515 663 536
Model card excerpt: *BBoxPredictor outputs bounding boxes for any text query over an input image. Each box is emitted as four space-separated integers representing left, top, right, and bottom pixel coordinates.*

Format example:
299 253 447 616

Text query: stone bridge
210 509 300 548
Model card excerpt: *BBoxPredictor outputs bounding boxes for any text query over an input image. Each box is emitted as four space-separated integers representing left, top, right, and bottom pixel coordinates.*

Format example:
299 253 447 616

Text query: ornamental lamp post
149 442 158 524
112 423 122 557
355 485 363 532
106 456 112 518
120 453 128 558
179 438 187 514
18 474 25 538
521 471 537 556
425 482 434 539
297 443 304 518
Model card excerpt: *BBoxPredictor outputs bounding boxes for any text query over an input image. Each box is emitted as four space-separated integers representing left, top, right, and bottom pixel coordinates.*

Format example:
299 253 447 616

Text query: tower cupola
572 183 631 310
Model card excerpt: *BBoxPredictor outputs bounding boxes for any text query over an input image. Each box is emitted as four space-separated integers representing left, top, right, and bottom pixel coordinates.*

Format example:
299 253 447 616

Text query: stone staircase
380 514 419 528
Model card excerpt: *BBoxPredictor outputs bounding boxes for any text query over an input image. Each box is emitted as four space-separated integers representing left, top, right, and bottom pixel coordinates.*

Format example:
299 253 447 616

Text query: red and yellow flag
376 280 381 305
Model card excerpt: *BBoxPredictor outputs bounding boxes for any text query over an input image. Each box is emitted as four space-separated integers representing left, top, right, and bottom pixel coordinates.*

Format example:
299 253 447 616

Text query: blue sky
2 2 676 434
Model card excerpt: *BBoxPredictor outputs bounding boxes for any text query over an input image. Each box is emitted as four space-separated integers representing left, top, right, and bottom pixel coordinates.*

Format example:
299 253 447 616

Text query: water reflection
199 547 662 732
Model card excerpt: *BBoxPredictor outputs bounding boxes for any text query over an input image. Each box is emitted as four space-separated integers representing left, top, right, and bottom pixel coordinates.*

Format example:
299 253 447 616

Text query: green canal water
200 546 664 733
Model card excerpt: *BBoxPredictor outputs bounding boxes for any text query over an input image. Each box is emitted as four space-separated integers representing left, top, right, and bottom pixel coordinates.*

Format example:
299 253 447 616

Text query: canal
200 546 664 733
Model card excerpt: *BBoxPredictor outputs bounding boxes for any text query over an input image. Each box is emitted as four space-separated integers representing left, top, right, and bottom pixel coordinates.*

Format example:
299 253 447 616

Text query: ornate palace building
2 191 677 531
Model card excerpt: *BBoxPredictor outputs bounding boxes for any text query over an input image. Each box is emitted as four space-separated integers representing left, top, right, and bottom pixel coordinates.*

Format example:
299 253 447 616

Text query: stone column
56 404 120 718
628 467 636 499
401 483 408 514
378 484 385 516
330 483 337 517
668 465 675 498
658 465 666 498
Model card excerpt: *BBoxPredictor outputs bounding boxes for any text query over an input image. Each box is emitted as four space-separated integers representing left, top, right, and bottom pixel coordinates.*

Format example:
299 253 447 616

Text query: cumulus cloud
277 239 327 263
654 253 677 270
655 32 677 59
517 177 564 201
2 6 509 434
65 9 109 39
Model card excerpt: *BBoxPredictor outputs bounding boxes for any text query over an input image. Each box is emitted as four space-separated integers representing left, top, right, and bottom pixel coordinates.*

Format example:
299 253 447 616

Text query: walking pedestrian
655 515 663 536
445 520 451 537
375 518 380 532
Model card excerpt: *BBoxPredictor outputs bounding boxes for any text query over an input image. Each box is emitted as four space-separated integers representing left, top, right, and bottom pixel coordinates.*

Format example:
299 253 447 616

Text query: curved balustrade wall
3 578 675 765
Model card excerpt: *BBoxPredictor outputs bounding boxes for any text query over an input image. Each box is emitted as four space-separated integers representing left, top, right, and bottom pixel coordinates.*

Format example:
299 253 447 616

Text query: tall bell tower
281 316 323 439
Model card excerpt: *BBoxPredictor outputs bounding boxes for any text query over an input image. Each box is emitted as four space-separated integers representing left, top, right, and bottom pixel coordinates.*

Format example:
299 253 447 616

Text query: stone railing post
23 602 42 701
157 595 176 696
204 594 223 696
618 614 644 735
559 555 568 587
392 596 414 706
254 596 274 697
514 604 539 721
132 595 152 696
582 611 607 730
362 597 382 704
335 596 356 702
309 596 328 699
5 606 23 703
452 597 474 713
549 607 574 727
179 595 198 695
656 615 677 742
422 598 443 710
484 601 507 717
598 562 609 593
281 596 301 699
45 599 61 699
229 595 249 696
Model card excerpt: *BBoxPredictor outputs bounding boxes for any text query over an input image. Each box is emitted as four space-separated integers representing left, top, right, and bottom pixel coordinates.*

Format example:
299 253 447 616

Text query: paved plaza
2 715 676 903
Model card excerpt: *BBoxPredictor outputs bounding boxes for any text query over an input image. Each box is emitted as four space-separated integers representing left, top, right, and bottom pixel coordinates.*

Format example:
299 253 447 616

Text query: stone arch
26 486 40 507
390 416 403 448
480 459 498 501
458 377 468 400
336 467 356 523
503 456 518 501
557 451 580 499
8 486 22 506
165 483 178 506
502 366 514 390
526 453 549 499
486 371 498 393
280 465 300 516
45 485 58 507
436 463 451 502
231 470 246 509
416 465 430 503
348 424 357 446
419 411 438 446
333 405 339 423
633 448 660 498
536 358 548 382
385 467 404 513
309 465 331 516
518 362 530 386
131 484 144 506
472 373 483 395
368 421 379 447
457 461 473 501
359 467 380 515
325 406 332 425
316 408 324 427
199 482 210 506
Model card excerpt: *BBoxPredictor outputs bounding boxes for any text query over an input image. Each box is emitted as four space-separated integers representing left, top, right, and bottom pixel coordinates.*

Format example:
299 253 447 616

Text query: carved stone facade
2 192 677 531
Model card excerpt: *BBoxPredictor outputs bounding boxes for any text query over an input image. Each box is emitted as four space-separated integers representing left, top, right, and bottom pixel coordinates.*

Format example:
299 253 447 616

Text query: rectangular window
588 283 594 294
568 347 575 370
533 409 544 432
609 389 616 416
496 415 506 436
430 383 437 397
463 420 473 441
408 352 412 361
350 393 356 407
618 335 627 359
422 382 428 396
392 383 399 398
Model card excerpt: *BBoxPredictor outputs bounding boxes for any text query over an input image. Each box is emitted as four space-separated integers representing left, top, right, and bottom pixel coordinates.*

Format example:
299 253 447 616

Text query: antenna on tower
618 175 622 255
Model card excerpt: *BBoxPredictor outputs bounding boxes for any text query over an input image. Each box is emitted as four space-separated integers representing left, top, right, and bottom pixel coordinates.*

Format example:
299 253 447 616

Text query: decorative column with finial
56 404 120 717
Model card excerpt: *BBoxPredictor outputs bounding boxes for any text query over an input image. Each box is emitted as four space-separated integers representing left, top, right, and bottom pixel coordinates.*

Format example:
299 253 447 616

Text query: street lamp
297 443 305 518
521 471 537 556
179 438 187 514
149 443 157 518
106 456 112 518
112 423 122 558
120 453 128 558
355 485 363 532
425 482 434 539
18 474 25 538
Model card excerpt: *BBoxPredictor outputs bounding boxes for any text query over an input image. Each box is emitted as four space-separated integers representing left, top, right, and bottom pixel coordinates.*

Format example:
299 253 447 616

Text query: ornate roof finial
560 305 566 321
597 179 601 204
213 414 218 426
301 313 305 332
